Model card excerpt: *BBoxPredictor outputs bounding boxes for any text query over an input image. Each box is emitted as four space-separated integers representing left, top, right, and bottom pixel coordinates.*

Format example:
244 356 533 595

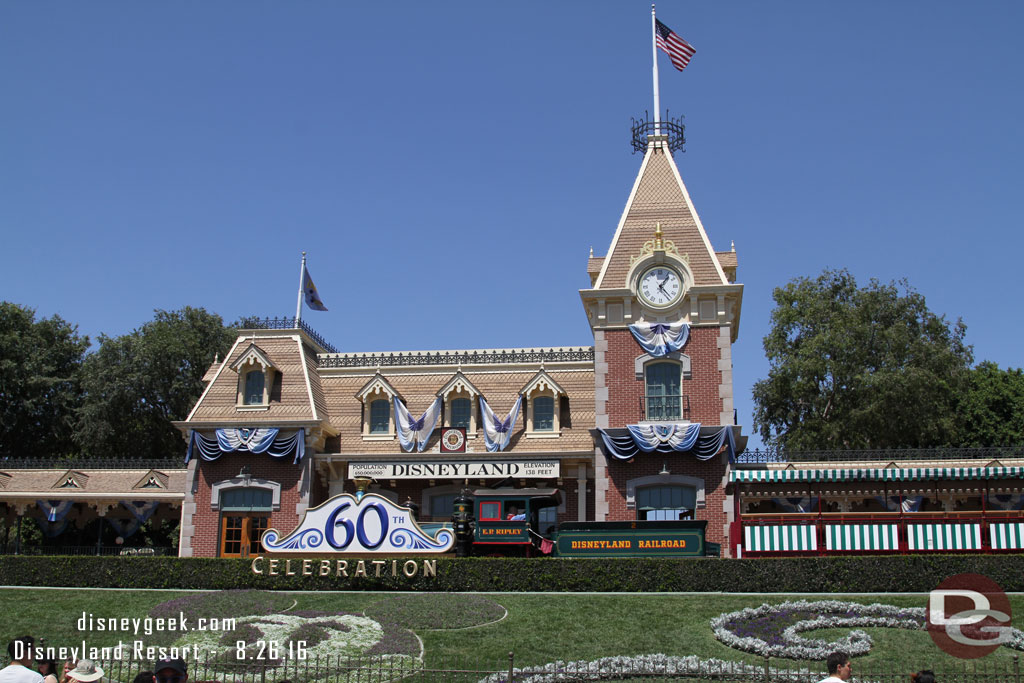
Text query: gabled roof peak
437 372 481 400
521 368 566 397
356 372 400 402
230 343 276 373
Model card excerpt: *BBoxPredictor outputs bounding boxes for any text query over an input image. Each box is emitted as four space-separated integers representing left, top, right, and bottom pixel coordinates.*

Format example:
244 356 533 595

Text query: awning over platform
744 524 817 552
730 466 1024 484
991 522 1024 550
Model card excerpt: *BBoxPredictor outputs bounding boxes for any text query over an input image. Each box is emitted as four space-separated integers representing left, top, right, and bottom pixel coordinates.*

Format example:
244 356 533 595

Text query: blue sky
3 2 1022 449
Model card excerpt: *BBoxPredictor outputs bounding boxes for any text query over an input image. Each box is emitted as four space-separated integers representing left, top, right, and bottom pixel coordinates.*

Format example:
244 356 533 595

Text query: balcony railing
239 316 338 353
641 394 690 422
0 457 183 470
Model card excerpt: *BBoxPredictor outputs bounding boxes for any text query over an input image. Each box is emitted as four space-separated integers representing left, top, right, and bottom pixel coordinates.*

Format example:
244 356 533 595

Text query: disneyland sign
260 493 454 555
348 460 559 480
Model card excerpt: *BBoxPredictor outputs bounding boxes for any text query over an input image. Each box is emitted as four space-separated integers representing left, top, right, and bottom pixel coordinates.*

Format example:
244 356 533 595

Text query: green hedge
2 554 1023 592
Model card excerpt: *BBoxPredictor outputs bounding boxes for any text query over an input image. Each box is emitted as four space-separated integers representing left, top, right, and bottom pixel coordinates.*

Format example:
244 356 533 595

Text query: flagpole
295 251 307 325
652 4 661 136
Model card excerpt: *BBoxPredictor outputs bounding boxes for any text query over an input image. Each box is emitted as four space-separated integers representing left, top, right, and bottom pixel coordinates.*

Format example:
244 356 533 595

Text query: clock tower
581 118 744 552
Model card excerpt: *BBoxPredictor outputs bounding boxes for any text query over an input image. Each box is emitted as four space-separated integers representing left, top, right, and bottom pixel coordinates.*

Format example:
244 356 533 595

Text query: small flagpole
652 4 661 136
295 251 307 325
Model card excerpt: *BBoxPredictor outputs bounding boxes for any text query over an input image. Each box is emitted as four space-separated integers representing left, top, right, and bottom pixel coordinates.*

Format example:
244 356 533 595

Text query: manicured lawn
2 589 1021 679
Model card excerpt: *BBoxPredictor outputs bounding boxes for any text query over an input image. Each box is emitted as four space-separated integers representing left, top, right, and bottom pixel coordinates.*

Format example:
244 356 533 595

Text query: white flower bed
711 599 1024 660
172 613 419 681
479 653 829 683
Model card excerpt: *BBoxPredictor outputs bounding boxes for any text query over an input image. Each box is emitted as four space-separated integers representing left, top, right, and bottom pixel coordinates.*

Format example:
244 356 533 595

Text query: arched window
370 399 391 434
645 361 681 421
450 397 471 429
243 371 266 406
533 396 555 431
636 484 696 521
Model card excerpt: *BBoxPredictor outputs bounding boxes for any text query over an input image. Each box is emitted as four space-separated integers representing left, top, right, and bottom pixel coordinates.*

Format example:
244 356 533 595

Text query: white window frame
438 373 480 438
231 344 277 411
211 477 282 512
522 370 565 438
357 374 398 440
625 474 704 512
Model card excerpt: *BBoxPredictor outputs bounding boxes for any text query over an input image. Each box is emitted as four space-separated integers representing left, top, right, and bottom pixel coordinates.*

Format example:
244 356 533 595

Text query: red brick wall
603 326 723 426
190 455 305 558
603 457 729 547
600 325 729 547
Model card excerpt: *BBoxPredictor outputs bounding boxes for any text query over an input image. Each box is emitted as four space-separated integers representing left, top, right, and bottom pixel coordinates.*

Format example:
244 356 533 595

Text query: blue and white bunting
627 423 701 452
628 320 690 357
37 499 74 523
598 423 736 462
394 396 443 453
480 395 523 452
186 428 306 464
216 428 279 453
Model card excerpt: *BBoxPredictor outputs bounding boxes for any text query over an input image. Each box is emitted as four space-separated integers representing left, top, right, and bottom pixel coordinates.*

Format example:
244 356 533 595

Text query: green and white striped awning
744 525 817 552
990 522 1024 550
907 523 981 550
825 524 899 551
731 466 1024 484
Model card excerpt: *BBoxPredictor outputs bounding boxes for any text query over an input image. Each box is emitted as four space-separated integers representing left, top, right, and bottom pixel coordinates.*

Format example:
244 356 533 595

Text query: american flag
655 19 696 72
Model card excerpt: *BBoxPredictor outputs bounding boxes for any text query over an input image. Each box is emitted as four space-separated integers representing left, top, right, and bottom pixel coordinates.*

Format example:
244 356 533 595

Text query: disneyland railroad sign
260 493 455 554
348 460 559 479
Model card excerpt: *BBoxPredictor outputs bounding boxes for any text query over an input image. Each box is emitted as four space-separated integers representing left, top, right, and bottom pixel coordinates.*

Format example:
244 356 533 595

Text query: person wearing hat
1 637 43 683
65 661 103 683
152 658 186 683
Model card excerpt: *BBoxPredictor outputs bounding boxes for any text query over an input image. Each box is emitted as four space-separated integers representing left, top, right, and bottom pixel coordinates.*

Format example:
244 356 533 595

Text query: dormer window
438 372 480 437
521 369 565 437
243 370 265 405
450 398 472 429
533 396 555 431
357 373 399 439
230 344 277 411
369 399 391 434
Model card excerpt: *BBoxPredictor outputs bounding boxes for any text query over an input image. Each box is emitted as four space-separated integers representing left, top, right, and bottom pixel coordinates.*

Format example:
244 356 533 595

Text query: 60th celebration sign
260 493 454 554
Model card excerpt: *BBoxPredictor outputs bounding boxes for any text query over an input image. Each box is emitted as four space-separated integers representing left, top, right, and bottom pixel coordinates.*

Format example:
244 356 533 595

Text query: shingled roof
594 137 729 290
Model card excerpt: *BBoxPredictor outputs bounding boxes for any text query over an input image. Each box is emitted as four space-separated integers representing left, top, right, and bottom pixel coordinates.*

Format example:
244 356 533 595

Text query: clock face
638 266 683 308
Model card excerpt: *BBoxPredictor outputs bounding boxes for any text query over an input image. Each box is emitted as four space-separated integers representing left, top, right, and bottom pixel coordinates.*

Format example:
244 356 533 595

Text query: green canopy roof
730 466 1024 484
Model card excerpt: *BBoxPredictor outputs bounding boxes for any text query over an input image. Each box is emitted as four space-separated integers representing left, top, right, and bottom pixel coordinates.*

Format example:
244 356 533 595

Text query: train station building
4 120 1019 559
171 119 747 557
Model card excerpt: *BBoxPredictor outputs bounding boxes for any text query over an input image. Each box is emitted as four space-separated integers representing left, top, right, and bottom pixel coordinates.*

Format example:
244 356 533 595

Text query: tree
956 361 1024 447
752 269 973 451
0 302 89 460
76 307 236 460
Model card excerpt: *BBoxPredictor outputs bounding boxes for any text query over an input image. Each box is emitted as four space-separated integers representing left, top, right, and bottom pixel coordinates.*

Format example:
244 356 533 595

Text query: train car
455 487 719 558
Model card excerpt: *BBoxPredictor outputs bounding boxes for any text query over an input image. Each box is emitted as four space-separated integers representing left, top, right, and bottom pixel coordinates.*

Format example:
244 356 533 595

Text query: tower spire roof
593 136 729 290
